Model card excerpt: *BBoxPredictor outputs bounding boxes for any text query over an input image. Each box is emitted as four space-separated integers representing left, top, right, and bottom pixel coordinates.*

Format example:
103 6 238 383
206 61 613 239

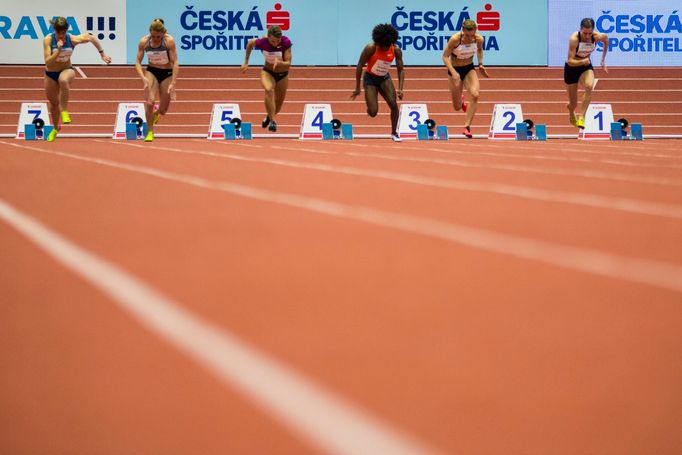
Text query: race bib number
262 50 283 64
147 50 169 66
56 48 73 62
369 59 391 76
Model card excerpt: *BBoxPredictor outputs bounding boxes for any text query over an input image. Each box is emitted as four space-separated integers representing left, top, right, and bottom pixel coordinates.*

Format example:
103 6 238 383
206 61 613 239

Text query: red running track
1 65 682 137
1 136 682 454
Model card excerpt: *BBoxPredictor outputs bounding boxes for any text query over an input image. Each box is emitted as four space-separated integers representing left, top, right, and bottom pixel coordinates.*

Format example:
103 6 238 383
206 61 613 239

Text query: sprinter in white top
564 18 609 128
442 19 489 138
135 18 179 142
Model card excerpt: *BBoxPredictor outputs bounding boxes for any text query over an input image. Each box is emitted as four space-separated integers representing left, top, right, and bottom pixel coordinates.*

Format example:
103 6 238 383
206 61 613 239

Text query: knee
388 101 399 113
158 106 168 115
583 86 593 96
58 80 70 90
264 88 275 97
469 92 480 103
367 107 378 117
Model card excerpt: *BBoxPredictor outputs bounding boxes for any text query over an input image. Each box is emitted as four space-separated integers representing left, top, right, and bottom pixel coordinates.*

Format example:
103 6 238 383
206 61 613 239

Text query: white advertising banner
0 1 126 64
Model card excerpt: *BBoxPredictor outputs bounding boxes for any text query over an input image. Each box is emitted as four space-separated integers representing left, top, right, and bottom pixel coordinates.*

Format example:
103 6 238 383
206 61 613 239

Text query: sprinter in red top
351 24 405 141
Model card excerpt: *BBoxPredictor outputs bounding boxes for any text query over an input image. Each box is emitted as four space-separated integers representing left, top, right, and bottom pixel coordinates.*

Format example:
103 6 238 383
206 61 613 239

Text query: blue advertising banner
125 0 547 66
125 1 338 65
338 1 548 66
548 0 682 66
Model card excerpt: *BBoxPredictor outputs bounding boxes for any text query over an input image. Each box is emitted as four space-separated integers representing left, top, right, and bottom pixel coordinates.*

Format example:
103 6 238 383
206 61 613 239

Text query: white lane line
105 140 682 219
75 66 87 79
0 197 445 455
266 145 682 187
396 143 682 170
4 140 682 293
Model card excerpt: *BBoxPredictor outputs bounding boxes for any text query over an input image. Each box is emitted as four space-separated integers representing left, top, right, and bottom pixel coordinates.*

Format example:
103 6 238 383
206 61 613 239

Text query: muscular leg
462 70 480 129
578 69 595 121
57 69 75 112
377 77 399 135
274 76 289 115
44 76 61 130
260 70 277 122
155 77 173 123
364 84 379 118
566 83 579 125
448 74 464 111
144 72 159 135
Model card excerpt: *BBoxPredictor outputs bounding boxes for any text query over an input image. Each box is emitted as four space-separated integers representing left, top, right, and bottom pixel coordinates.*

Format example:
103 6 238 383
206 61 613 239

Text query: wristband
99 49 104 54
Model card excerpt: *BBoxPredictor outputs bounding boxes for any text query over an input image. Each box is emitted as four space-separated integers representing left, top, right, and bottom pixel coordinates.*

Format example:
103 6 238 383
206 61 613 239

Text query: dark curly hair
372 23 398 48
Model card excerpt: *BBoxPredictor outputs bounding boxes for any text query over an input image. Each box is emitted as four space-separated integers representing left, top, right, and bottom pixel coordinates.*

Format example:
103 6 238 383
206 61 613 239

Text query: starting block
610 118 642 141
240 122 252 139
341 123 353 140
23 118 54 141
222 118 252 140
125 117 148 140
24 124 37 140
515 119 546 141
223 123 236 139
113 103 147 139
321 122 333 140
321 118 353 140
16 102 52 139
417 119 448 140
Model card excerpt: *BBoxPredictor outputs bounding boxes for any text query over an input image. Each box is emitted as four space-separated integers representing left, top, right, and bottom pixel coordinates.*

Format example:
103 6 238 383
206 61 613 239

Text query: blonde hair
51 17 69 33
462 19 477 31
149 18 166 33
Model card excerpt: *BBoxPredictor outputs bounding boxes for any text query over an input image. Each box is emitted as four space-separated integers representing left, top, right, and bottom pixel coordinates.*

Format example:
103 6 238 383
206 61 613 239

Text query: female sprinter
242 26 293 133
442 19 489 138
135 18 179 142
43 16 111 141
350 23 405 141
565 18 609 128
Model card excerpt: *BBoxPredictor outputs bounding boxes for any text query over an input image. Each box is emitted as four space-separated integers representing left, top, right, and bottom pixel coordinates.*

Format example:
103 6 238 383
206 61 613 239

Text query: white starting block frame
16 102 52 139
397 104 429 140
488 104 523 139
579 103 614 140
208 103 243 139
300 104 333 139
113 103 147 139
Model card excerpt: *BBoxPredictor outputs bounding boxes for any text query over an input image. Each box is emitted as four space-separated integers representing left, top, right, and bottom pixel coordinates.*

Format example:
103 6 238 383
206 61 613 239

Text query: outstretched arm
596 32 609 73
476 35 489 77
166 36 179 98
241 39 256 72
350 44 373 100
395 46 405 100
73 33 111 63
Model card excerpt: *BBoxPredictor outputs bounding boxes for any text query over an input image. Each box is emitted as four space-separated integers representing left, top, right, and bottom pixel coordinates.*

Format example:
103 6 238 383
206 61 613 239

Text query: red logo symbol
476 3 500 31
266 3 290 30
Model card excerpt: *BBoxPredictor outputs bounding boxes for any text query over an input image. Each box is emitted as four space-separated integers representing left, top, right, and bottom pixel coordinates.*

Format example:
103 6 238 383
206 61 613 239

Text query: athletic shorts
448 63 475 80
564 63 593 85
147 66 173 84
45 68 72 82
263 67 289 83
363 72 390 87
